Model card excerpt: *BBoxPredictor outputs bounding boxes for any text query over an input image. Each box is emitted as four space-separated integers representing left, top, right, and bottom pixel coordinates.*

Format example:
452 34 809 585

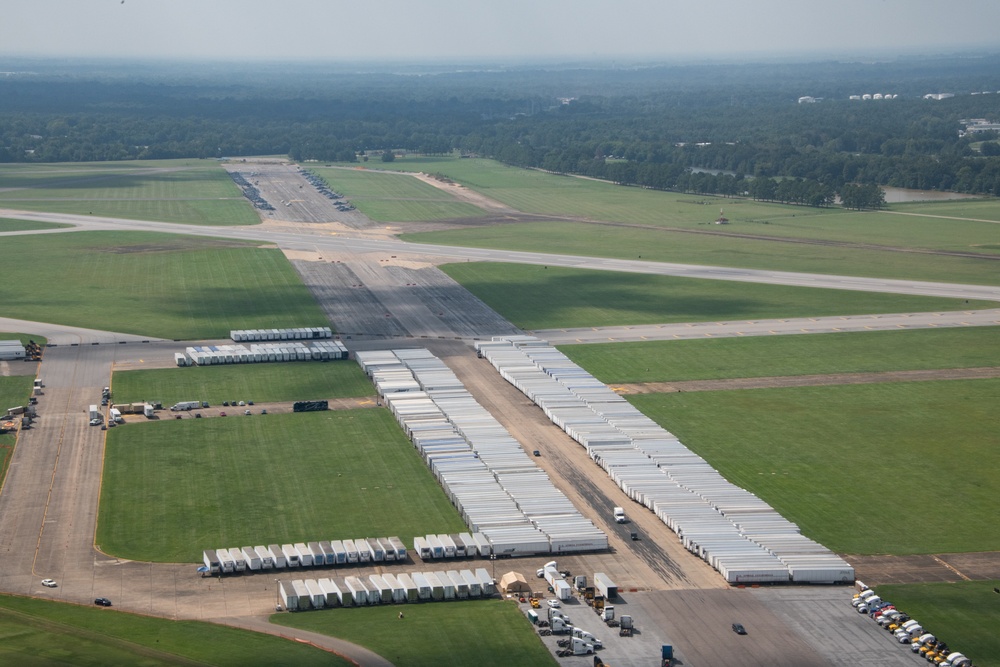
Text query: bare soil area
847 551 1000 586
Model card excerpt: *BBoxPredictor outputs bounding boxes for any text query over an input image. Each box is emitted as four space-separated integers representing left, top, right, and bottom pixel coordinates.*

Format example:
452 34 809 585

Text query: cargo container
439 534 457 558
295 543 314 567
447 570 469 599
475 568 495 596
335 579 353 607
255 545 274 569
269 544 287 568
461 569 482 597
202 549 220 574
368 574 393 604
308 541 326 566
305 579 326 608
554 579 572 600
387 536 407 561
343 539 359 563
355 539 372 563
241 546 262 570
411 573 433 601
366 538 385 562
229 548 247 572
318 541 336 566
594 573 617 600
378 538 395 562
291 580 311 610
458 533 477 557
424 572 445 601
344 576 370 605
282 544 301 567
278 581 298 610
217 549 235 573
89 405 100 420
318 578 341 607
397 573 420 603
413 536 431 560
329 540 347 565
143 404 155 418
427 535 444 559
472 533 492 557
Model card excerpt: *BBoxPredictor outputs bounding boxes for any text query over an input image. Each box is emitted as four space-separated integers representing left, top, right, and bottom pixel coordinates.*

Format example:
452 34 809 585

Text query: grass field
439 263 989 330
561 327 1000 383
627 379 1000 555
0 217 68 232
874 580 1000 667
0 231 328 340
98 409 466 562
0 160 260 226
273 599 556 667
112 361 373 405
0 594 347 666
309 167 488 222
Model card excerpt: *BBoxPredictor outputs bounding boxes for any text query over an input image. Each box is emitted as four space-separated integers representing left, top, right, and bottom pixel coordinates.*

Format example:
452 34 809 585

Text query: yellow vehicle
529 598 540 608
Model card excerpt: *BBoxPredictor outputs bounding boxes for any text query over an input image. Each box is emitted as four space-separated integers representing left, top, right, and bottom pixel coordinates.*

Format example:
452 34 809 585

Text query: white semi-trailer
269 544 287 568
202 549 221 574
387 536 407 561
294 542 313 567
228 548 247 572
281 544 301 567
255 545 275 569
241 546 262 571
343 539 359 563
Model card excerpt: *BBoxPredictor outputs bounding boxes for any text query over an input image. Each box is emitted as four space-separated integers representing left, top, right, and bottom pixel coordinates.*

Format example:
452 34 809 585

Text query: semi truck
613 507 626 523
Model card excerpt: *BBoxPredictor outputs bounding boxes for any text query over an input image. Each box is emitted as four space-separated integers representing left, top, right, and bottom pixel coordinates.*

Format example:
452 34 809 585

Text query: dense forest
2 55 999 199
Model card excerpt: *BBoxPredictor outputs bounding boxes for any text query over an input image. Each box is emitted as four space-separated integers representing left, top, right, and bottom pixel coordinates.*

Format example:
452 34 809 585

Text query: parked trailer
217 549 235 573
329 540 347 565
427 535 444 559
278 580 298 611
594 572 618 600
305 579 326 608
458 533 477 557
414 536 431 560
343 539 359 563
424 572 446 601
255 545 274 569
282 544 301 567
228 548 247 572
388 536 407 561
447 570 469 599
461 569 482 597
295 542 314 567
308 541 326 566
241 546 262 571
475 568 495 596
368 574 393 604
291 580 311 610
317 578 341 607
411 572 433 601
355 539 372 563
344 576 370 605
367 538 385 562
335 579 354 607
472 533 492 557
381 573 406 603
397 573 420 603
269 544 287 568
202 549 221 574
319 541 336 566
378 538 395 562
439 534 457 558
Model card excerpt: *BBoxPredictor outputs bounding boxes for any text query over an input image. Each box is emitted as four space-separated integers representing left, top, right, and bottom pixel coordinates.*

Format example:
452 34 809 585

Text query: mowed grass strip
112 362 374 405
562 327 1000 383
0 218 68 232
439 262 986 330
874 581 1000 666
628 379 1000 555
98 409 466 562
0 594 347 666
273 599 557 667
0 160 259 226
1 231 327 340
311 167 487 222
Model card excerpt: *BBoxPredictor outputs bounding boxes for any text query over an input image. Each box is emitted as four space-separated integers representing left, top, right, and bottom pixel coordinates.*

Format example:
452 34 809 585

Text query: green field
0 232 327 340
439 263 988 330
0 160 260 226
0 218 68 232
561 327 1000 383
628 379 1000 555
273 599 556 667
0 594 346 666
874 581 1000 667
310 167 488 222
98 409 466 562
112 361 373 405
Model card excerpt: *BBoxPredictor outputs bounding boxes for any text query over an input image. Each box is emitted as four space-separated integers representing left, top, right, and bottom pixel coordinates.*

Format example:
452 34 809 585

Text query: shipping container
269 544 287 568
255 545 274 569
202 549 221 574
241 546 262 570
282 544 301 567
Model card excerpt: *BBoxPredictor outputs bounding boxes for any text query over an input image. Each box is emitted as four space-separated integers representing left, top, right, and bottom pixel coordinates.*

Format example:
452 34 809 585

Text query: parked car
219 412 227 417
41 579 57 588
94 597 112 607
547 599 561 608
89 418 103 426
732 623 747 635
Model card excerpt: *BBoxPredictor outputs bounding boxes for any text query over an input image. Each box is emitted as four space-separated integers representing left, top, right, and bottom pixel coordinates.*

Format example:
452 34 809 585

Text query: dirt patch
96 239 253 254
614 367 1000 394
847 551 1000 585
411 171 520 214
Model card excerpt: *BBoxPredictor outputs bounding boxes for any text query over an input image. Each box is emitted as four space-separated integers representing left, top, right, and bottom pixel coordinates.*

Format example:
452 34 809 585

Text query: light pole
490 553 496 590
275 579 281 611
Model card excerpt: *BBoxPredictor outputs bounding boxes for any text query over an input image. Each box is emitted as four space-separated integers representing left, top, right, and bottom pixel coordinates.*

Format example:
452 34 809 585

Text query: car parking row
229 171 275 211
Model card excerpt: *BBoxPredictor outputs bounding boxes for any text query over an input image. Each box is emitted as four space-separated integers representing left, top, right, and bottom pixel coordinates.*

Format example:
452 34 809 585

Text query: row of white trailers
414 532 496 559
230 327 332 342
0 340 26 361
476 336 855 586
203 537 407 575
355 348 608 558
279 568 497 611
176 340 347 367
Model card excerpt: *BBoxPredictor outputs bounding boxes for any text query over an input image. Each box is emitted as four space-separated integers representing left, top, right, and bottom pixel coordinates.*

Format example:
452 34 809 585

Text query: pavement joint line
931 556 972 581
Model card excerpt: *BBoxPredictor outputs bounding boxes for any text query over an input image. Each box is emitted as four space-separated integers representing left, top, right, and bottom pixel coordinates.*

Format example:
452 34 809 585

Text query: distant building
923 93 955 100
797 96 819 104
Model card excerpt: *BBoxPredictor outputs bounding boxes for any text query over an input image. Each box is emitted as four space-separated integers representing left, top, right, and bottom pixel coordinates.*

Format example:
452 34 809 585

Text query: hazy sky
5 0 1000 63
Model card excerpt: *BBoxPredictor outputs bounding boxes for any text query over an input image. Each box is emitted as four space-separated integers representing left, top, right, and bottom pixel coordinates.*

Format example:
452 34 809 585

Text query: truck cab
613 507 626 523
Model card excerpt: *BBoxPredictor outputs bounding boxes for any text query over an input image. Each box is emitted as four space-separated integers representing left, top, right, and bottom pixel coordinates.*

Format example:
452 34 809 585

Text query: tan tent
499 571 531 595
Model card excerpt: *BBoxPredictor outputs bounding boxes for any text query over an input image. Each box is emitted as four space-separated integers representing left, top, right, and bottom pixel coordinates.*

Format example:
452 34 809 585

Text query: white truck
613 507 626 523
170 401 200 411
572 627 603 648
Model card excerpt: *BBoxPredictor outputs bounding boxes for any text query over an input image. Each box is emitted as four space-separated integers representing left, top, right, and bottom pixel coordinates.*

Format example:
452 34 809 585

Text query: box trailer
447 570 469 599
450 535 467 558
343 539 359 563
397 573 419 603
378 538 395 562
143 404 155 418
344 576 370 606
305 579 326 608
228 548 247 572
554 579 572 601
475 568 495 596
89 405 100 420
217 549 235 573
334 579 353 607
282 544 301 567
308 541 326 566
439 534 457 558
368 574 393 604
427 535 444 559
318 541 336 566
318 578 341 607
594 572 618 600
269 544 287 568
355 539 373 563
381 573 406 603
202 549 221 574
278 580 298 611
458 533 477 557
291 580 311 610
461 569 482 597
388 536 407 561
241 546 262 571
329 540 347 565
255 545 274 569
411 573 433 601
414 536 431 560
472 533 492 557
295 542 314 567
424 571 446 601
366 538 385 562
